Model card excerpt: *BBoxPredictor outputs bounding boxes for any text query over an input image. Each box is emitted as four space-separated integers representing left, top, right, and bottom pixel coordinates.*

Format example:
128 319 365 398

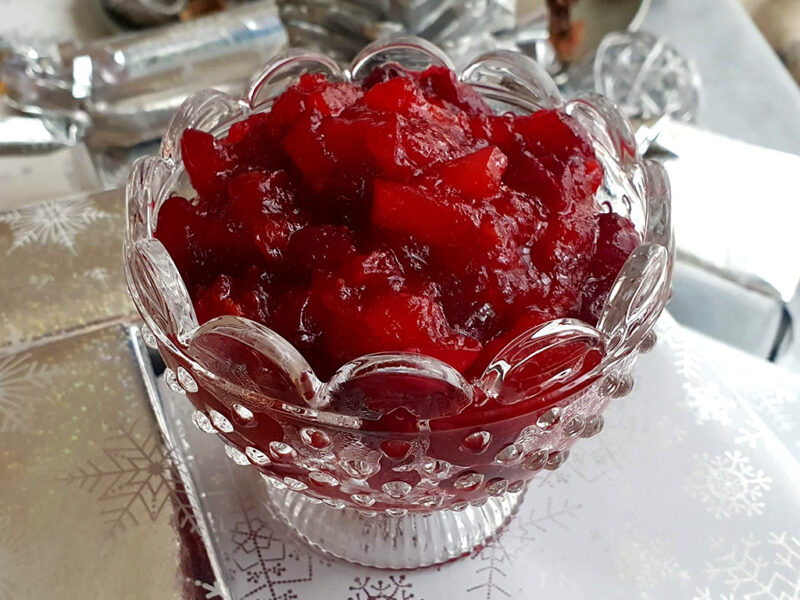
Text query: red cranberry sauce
156 65 639 384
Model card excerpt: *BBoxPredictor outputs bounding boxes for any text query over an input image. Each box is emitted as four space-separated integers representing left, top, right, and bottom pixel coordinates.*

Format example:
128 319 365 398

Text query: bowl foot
263 477 527 569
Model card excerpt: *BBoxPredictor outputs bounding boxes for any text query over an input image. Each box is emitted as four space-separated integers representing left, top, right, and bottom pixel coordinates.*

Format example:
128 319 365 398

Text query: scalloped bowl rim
124 37 673 431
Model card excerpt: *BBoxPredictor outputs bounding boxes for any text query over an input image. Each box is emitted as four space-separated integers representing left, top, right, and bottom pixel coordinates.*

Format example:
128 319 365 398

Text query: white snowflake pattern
84 267 110 284
62 421 197 536
611 531 690 599
735 419 770 449
695 533 800 599
745 379 800 435
692 588 736 600
682 382 735 426
28 273 54 290
467 497 582 598
670 328 737 426
0 352 54 433
685 451 772 519
0 197 110 255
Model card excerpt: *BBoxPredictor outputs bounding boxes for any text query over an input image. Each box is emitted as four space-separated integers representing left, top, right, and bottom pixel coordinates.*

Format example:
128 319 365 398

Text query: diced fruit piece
194 272 273 325
181 129 236 199
282 117 336 190
576 212 641 323
286 225 357 274
505 150 571 214
589 212 640 278
416 66 492 116
222 113 282 171
225 170 306 265
469 113 517 152
227 170 297 222
224 112 270 146
194 274 243 323
427 146 508 199
268 72 362 138
508 110 605 212
371 179 480 248
400 115 474 172
359 76 426 115
504 150 603 216
340 250 405 293
155 195 263 289
514 109 593 162
530 206 597 314
252 215 302 265
324 293 482 373
356 112 414 180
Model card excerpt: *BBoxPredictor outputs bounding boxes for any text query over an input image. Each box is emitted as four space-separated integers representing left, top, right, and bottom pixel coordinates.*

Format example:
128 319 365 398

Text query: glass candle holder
124 37 673 569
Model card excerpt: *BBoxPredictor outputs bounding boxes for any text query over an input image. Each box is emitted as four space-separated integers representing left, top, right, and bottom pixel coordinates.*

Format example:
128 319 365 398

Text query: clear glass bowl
124 37 673 569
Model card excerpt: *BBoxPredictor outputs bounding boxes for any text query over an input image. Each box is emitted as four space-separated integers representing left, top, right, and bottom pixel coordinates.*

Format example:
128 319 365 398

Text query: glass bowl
123 37 673 569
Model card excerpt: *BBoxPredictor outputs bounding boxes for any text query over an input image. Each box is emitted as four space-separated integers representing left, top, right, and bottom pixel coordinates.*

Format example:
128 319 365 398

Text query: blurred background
2 1 799 84
741 0 800 84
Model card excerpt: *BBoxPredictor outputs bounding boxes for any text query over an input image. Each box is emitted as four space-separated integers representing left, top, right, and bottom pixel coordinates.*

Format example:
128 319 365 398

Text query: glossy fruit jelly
156 65 638 385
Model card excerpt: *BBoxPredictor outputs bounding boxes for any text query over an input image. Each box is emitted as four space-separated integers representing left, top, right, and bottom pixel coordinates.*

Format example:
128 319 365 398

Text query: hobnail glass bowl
124 37 673 569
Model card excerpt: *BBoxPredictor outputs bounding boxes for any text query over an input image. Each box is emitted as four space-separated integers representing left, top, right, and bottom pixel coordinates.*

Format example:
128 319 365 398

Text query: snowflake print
611 532 690 599
685 451 772 519
735 419 770 449
0 352 54 433
348 576 421 600
745 378 800 435
692 588 736 600
62 420 196 536
682 382 735 426
467 497 582 598
84 267 110 283
231 517 283 556
671 330 736 426
0 197 110 255
697 533 800 599
226 506 313 600
28 272 54 290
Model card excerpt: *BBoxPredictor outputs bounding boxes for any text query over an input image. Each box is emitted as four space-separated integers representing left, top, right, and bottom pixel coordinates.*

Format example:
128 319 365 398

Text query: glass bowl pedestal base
264 478 528 569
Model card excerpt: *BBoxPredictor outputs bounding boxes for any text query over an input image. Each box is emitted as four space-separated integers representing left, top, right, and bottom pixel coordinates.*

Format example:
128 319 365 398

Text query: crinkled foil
0 0 662 154
104 0 187 27
277 0 518 64
0 1 286 148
